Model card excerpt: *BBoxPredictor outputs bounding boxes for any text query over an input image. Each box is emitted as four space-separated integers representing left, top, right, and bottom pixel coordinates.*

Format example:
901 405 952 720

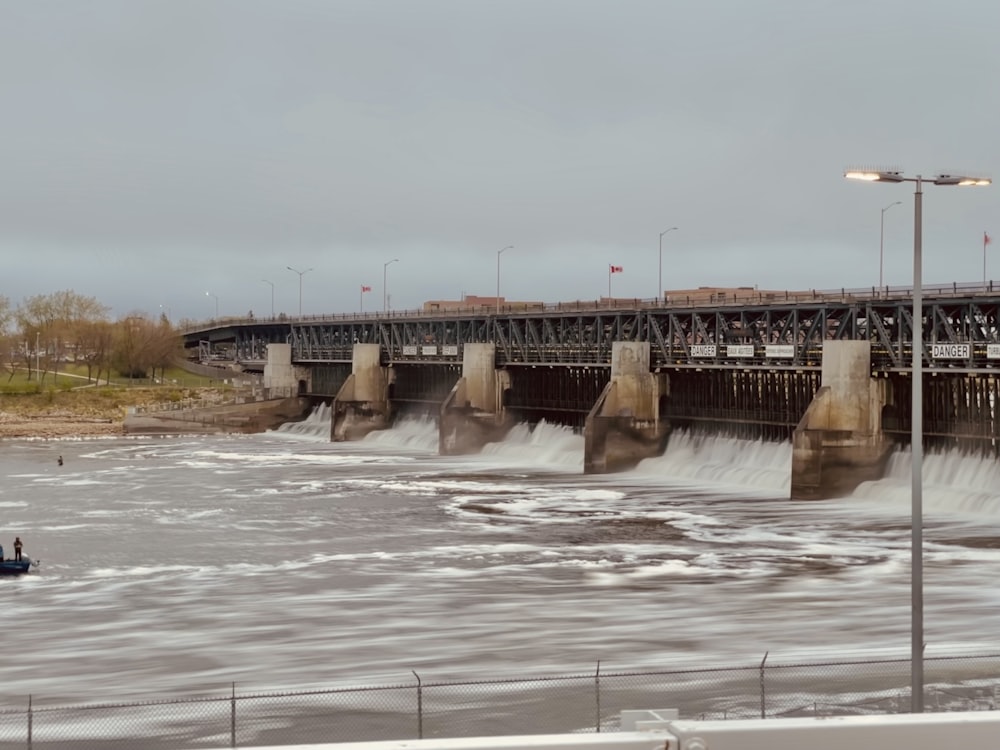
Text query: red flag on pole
609 265 623 273
986 232 993 286
361 285 372 292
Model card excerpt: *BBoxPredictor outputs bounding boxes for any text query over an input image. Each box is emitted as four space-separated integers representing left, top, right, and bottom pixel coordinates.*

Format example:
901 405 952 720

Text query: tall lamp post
383 258 399 313
658 227 678 301
879 201 901 290
262 279 275 318
205 291 219 318
496 245 513 314
845 169 990 713
287 266 313 317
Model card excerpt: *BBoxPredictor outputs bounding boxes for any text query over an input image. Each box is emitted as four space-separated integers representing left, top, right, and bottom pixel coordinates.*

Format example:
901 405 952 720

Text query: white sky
1 0 998 321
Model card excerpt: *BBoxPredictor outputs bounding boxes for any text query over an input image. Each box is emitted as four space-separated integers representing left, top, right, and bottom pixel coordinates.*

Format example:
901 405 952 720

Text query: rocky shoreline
0 414 124 440
0 386 236 441
0 388 310 440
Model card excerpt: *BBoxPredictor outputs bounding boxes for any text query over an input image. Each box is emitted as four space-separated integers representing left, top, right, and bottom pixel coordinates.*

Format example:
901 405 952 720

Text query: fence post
27 695 32 750
759 651 769 719
412 671 423 739
230 682 236 748
594 660 601 733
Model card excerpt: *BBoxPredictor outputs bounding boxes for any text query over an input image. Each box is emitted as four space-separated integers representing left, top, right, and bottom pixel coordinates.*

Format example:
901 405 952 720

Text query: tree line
0 290 181 385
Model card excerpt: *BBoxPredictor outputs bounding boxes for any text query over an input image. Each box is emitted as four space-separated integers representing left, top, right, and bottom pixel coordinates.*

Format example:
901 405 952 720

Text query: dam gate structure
187 285 1000 498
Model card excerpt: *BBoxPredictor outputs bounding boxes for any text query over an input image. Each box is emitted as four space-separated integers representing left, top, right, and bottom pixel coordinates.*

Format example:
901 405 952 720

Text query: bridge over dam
183 283 1000 500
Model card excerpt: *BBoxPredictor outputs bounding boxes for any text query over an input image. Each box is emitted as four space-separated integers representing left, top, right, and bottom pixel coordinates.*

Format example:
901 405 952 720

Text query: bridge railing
182 280 1000 334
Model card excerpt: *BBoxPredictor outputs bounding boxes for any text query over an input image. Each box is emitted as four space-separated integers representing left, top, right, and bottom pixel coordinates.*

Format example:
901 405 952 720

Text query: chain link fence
1 652 1000 749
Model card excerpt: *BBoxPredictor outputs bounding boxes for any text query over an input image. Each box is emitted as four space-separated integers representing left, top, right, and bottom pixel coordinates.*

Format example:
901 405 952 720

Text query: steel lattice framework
185 293 1000 373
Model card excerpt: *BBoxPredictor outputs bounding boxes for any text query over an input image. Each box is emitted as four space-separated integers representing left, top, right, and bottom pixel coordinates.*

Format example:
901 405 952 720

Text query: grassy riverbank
0 370 232 438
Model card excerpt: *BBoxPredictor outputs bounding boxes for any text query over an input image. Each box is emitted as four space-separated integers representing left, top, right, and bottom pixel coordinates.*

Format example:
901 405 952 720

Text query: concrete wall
263 344 295 398
816 340 879 433
349 344 385 403
584 342 670 473
462 343 500 412
123 397 310 436
263 343 311 398
791 341 891 499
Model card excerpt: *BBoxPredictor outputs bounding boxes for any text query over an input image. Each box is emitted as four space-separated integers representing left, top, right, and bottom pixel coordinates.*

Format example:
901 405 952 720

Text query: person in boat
57 455 64 466
13 537 23 562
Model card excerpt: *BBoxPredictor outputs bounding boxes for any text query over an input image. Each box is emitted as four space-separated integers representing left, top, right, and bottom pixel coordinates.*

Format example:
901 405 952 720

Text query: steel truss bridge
186 286 1000 374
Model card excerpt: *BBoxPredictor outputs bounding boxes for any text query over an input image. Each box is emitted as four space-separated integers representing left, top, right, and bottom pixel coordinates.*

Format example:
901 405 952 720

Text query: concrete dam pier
258 339 914 499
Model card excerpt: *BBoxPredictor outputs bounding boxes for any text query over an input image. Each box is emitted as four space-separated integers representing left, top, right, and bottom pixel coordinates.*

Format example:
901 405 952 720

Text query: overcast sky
2 0 998 321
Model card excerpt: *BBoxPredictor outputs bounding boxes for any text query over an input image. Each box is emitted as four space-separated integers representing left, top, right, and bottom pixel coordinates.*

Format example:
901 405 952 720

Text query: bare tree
0 333 27 383
0 294 11 338
15 291 110 385
76 320 115 383
111 314 180 382
150 316 182 383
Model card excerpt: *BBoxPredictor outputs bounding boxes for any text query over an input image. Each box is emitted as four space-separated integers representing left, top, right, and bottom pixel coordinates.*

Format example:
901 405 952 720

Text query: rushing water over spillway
2 410 1000 708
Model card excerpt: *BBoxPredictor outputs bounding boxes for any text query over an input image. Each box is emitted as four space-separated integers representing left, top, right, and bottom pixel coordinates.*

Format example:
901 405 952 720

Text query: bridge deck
185 283 1000 373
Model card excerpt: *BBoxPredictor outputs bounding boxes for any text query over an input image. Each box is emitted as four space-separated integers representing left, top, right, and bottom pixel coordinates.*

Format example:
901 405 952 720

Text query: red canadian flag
361 285 372 292
985 232 994 286
609 265 623 273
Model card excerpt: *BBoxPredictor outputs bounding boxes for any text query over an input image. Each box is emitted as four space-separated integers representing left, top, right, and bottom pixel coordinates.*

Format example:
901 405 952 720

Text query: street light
261 279 275 318
845 168 990 713
383 259 399 313
205 291 219 318
496 245 513 314
286 266 313 317
879 201 901 290
658 227 678 301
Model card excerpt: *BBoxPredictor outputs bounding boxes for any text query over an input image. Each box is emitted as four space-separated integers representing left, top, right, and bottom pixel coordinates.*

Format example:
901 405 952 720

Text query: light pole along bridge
184 282 1000 499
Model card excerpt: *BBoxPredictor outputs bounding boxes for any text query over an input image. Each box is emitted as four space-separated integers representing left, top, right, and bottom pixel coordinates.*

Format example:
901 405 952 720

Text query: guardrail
2 652 1000 748
181 280 1000 334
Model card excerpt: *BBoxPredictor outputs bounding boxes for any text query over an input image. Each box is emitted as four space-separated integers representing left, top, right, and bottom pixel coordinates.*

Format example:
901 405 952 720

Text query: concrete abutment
439 344 512 454
331 344 394 441
263 343 311 399
791 341 892 500
584 342 670 473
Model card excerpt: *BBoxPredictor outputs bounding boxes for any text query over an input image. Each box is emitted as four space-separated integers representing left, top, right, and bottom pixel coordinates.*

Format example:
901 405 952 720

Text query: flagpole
360 286 364 314
984 232 990 287
608 265 612 299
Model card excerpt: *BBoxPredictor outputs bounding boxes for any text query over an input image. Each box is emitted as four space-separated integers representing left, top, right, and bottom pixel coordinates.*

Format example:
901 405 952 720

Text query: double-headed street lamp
287 266 313 317
879 201 901 290
383 259 399 313
658 227 678 301
845 169 990 713
496 245 513 314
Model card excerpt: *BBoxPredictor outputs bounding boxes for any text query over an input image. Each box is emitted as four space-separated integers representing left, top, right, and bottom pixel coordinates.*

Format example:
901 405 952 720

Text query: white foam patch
854 447 1000 515
480 421 584 468
634 432 791 493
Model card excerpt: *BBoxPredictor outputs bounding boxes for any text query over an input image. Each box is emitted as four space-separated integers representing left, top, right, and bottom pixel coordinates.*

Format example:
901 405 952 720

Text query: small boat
0 557 35 576
0 542 37 576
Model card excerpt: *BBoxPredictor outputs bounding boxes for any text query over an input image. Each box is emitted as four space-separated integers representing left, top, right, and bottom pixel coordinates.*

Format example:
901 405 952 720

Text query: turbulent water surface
3 404 1000 709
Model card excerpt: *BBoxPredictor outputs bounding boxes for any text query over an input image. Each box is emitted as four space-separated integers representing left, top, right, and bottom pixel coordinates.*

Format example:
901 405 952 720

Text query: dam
183 284 1000 499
